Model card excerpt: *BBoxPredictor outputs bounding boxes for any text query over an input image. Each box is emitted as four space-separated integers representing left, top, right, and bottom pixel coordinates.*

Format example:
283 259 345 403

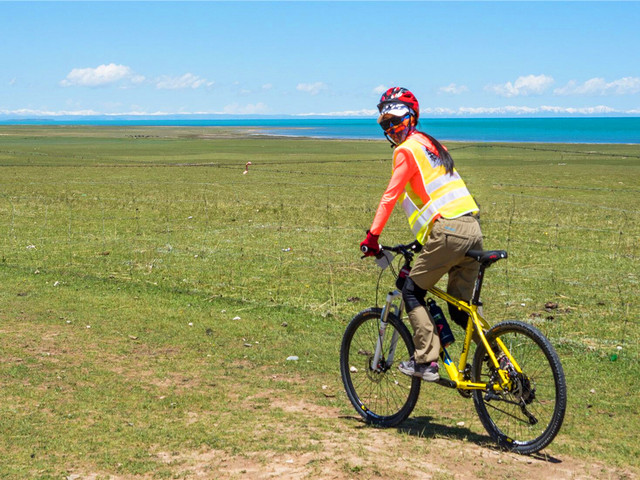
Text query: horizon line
1 113 640 121
1 105 640 119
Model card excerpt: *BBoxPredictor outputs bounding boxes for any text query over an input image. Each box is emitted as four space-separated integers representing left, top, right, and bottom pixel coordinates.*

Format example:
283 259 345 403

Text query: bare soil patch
147 396 637 480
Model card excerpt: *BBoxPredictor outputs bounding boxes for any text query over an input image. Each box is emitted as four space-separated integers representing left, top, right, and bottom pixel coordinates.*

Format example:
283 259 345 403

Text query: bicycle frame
374 274 521 393
428 286 521 392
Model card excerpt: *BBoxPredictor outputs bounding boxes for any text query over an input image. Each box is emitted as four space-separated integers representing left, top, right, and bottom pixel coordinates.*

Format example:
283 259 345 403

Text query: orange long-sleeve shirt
369 132 441 236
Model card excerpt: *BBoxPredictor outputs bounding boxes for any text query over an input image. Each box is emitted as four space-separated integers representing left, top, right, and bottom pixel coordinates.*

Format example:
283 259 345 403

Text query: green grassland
0 126 638 478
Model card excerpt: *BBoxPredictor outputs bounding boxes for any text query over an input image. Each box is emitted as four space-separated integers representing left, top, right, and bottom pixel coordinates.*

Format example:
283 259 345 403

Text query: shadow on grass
339 414 563 464
397 415 490 444
396 416 563 464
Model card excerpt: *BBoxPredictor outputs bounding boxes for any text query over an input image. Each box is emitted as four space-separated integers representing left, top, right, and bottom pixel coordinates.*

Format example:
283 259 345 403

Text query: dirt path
151 398 636 480
155 431 634 480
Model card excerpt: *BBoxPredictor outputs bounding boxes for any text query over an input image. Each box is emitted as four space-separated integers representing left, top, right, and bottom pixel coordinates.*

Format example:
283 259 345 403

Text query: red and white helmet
377 87 420 120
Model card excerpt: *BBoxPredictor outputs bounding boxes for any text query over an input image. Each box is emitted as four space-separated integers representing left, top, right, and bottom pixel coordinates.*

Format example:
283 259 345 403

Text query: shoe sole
398 365 415 377
398 365 439 382
421 372 440 382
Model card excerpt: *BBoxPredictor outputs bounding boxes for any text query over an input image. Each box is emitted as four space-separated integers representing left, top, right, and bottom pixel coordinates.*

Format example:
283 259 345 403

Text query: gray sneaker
398 359 440 382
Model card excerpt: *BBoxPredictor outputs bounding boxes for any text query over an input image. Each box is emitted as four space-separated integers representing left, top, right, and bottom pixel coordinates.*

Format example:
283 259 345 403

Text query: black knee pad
402 277 427 313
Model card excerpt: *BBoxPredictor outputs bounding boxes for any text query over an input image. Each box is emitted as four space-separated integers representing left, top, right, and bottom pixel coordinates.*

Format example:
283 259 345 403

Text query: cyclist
360 87 483 382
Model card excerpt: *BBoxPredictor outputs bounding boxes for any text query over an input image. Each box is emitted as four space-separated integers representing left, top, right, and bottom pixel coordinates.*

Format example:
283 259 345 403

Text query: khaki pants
407 216 483 364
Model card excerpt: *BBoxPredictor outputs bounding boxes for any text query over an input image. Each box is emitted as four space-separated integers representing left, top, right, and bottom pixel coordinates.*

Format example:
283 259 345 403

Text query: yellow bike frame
427 285 522 392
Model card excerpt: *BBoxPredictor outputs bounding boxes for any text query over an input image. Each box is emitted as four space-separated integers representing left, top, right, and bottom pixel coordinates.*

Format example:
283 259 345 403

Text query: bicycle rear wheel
472 321 566 454
340 307 421 427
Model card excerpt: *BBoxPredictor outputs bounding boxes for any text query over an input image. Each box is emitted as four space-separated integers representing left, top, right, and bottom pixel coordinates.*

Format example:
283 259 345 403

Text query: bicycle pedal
435 378 457 388
457 389 472 399
484 391 501 401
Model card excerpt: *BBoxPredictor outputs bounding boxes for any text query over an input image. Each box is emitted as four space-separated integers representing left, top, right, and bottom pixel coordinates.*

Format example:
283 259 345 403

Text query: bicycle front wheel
472 321 567 454
340 307 421 427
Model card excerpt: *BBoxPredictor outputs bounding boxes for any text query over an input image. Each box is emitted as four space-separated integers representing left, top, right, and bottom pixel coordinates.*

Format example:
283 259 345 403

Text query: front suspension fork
371 290 403 372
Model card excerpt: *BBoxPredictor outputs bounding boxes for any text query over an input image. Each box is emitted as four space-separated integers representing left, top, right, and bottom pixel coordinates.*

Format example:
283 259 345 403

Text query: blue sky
1 1 639 118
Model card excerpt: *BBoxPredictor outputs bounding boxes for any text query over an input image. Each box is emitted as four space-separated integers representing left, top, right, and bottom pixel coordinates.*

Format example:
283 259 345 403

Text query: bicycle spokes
472 321 566 454
340 308 421 427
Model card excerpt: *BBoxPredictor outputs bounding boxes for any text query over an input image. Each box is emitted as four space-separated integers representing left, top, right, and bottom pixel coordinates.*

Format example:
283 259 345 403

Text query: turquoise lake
1 117 638 144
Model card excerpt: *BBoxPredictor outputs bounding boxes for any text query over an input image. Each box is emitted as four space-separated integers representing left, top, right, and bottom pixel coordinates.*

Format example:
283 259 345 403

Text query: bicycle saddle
466 249 508 266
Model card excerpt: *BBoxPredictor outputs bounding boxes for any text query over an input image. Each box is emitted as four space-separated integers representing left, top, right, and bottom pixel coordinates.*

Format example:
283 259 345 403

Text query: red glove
359 231 381 257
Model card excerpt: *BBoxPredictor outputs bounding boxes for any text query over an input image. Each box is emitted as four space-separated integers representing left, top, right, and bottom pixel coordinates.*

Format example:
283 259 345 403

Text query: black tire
472 321 566 454
340 307 421 427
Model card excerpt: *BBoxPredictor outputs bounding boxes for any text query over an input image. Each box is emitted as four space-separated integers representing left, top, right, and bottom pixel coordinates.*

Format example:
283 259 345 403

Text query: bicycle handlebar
361 241 421 254
381 241 422 256
361 241 423 263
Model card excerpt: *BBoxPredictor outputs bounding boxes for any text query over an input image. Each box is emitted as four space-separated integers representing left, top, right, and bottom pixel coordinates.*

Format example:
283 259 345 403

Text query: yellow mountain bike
340 241 566 455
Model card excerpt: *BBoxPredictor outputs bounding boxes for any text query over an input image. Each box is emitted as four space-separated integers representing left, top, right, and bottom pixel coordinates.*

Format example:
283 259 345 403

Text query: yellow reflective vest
394 135 479 244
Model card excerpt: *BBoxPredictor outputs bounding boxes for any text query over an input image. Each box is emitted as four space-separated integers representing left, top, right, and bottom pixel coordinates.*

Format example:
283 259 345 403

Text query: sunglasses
379 115 409 131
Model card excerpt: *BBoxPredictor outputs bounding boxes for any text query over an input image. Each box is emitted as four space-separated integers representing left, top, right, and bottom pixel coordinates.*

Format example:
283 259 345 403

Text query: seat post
470 264 487 306
465 249 507 307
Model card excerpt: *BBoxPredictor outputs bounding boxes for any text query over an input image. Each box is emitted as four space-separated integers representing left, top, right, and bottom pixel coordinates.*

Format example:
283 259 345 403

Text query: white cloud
560 105 617 115
1 104 634 118
372 85 387 95
296 82 328 95
458 106 538 115
536 105 617 115
295 108 378 117
156 73 213 90
262 83 273 90
486 74 554 97
221 102 268 115
554 77 640 96
438 83 469 95
421 105 618 116
60 63 142 87
420 107 458 116
0 108 102 116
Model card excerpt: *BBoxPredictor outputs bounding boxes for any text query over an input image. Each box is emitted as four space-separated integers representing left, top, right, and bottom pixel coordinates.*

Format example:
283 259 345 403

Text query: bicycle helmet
377 87 420 120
